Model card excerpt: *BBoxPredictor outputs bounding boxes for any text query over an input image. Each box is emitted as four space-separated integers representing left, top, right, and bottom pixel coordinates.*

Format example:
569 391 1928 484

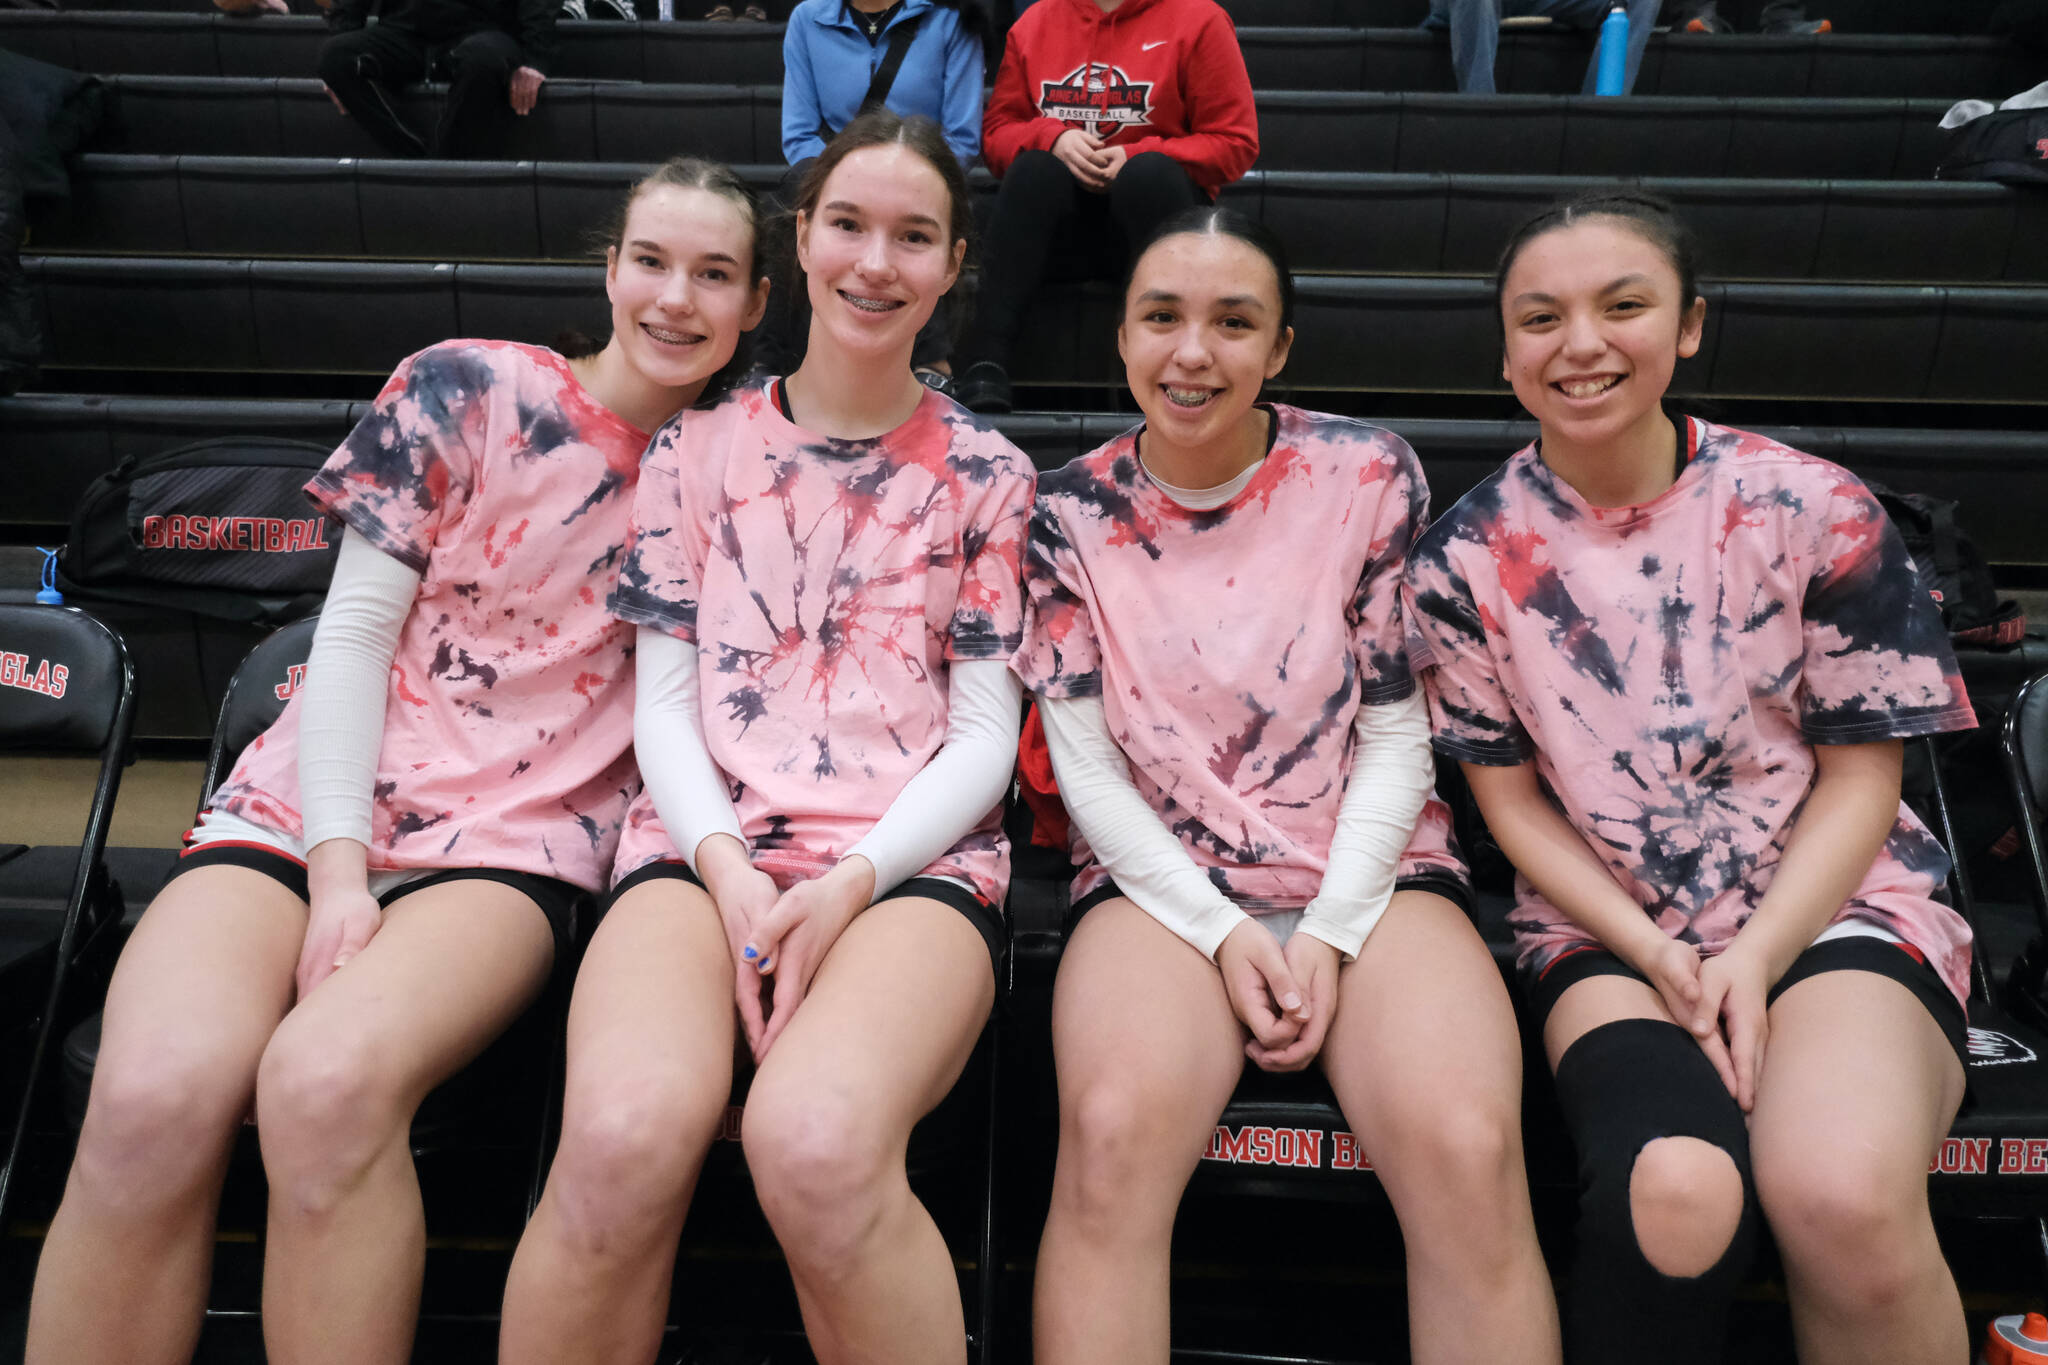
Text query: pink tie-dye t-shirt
210 341 646 892
1404 419 1976 1004
1014 405 1466 911
608 381 1035 904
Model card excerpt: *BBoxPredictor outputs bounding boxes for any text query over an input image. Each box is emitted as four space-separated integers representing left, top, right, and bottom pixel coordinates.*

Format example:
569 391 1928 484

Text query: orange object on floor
1986 1313 2048 1365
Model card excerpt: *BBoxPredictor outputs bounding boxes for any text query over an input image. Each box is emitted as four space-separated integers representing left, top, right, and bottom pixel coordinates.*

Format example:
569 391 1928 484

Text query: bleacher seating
1217 0 2014 28
21 254 2047 404
5 4 2048 1356
40 156 2048 284
13 0 2020 26
6 397 2043 572
6 13 2038 96
88 76 1966 178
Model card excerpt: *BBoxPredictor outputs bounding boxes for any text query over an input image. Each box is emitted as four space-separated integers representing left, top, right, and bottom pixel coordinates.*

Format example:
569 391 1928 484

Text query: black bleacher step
12 12 2035 96
1218 0 2007 31
24 255 2047 406
46 156 2046 285
15 0 2006 31
8 395 2047 570
95 78 1958 179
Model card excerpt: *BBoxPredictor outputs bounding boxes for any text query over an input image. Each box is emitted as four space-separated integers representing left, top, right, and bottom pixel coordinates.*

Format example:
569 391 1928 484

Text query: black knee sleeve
1553 1018 1760 1365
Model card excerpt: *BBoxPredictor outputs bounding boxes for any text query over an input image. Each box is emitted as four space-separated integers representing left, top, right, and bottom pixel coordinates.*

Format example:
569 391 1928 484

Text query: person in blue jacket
781 0 984 170
762 0 985 386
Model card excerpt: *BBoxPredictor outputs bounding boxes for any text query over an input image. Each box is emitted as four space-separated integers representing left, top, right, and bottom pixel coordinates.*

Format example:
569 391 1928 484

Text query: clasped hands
1216 918 1343 1074
698 837 875 1063
1631 930 1772 1113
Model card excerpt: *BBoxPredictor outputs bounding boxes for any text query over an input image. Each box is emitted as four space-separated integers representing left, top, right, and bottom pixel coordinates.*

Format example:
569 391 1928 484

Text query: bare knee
546 1081 727 1256
72 1047 251 1212
1054 1082 1191 1236
1759 1157 1929 1309
741 1087 895 1275
1396 1089 1520 1194
1630 1136 1747 1278
254 1024 411 1217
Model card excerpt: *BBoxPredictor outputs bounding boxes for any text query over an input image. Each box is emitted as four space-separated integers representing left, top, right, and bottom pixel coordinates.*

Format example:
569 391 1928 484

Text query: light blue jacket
780 0 985 167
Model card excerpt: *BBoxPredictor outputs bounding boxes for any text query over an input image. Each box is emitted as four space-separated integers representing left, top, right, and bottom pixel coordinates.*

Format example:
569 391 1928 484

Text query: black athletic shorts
1063 870 1478 940
170 841 581 958
1521 934 1969 1070
601 859 1005 977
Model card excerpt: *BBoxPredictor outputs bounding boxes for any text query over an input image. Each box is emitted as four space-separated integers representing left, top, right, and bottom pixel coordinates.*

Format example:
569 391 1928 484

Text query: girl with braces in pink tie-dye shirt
562 110 1035 1365
1014 208 1562 1365
1406 192 1976 1365
29 160 770 1365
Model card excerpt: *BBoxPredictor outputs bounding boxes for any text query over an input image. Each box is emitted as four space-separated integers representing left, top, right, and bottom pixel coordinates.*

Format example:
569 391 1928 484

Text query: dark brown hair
1493 190 1705 342
557 156 766 406
791 109 973 248
772 110 977 354
1122 205 1297 336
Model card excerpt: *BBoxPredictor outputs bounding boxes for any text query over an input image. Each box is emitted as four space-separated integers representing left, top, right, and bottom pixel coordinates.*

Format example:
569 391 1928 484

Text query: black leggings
959 148 1204 370
316 24 524 159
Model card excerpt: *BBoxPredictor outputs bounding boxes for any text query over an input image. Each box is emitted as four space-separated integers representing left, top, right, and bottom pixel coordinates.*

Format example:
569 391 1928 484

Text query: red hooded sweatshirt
981 0 1259 196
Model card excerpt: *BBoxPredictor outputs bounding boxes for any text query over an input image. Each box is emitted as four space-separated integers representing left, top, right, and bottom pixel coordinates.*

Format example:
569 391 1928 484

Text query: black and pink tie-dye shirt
608 381 1035 904
211 341 648 892
1405 418 1977 1004
1014 405 1469 914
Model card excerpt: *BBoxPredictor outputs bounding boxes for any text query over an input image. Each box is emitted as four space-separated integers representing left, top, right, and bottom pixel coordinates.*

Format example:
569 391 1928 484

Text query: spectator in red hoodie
953 0 1258 412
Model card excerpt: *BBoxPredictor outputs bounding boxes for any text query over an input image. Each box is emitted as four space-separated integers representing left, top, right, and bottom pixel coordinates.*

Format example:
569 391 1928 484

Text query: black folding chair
196 613 317 800
0 605 135 1235
60 616 570 1294
56 615 318 1136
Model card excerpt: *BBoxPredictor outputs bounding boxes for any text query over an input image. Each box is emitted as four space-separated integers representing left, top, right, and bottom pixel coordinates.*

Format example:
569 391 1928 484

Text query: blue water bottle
35 547 63 606
1595 4 1629 96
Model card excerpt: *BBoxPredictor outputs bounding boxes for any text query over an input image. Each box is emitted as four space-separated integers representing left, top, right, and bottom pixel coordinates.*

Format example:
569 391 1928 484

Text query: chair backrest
201 615 318 799
1999 669 2048 952
0 605 132 755
2006 670 2048 818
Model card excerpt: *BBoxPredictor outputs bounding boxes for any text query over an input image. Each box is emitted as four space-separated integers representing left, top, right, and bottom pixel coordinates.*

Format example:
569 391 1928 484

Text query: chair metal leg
975 1013 1002 1365
1922 736 1995 1003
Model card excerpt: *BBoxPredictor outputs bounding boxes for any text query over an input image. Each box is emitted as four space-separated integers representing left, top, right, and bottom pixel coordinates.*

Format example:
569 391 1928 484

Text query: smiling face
1117 231 1294 469
795 143 965 362
603 184 767 399
1498 216 1705 461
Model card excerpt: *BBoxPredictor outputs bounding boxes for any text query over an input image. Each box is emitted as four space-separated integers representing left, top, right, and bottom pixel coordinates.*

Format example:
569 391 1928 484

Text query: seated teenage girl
26 158 767 1365
1013 207 1563 1365
1405 191 1976 1365
525 109 1035 1364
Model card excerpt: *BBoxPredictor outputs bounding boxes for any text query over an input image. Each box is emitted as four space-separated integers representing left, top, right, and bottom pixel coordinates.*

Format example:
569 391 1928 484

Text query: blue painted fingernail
742 945 757 960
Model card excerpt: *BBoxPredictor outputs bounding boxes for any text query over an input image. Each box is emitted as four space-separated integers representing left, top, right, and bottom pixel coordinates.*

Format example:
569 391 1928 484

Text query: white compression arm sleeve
297 531 421 849
1293 688 1435 960
1038 693 1251 959
846 659 1023 895
633 626 746 871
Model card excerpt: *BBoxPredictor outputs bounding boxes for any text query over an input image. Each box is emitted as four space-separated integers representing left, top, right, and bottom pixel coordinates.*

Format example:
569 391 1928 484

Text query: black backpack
56 436 340 626
1869 482 2026 648
1937 103 2048 187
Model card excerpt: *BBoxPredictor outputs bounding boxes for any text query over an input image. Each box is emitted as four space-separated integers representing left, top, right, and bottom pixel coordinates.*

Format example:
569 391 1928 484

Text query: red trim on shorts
180 837 307 867
1536 942 1605 982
